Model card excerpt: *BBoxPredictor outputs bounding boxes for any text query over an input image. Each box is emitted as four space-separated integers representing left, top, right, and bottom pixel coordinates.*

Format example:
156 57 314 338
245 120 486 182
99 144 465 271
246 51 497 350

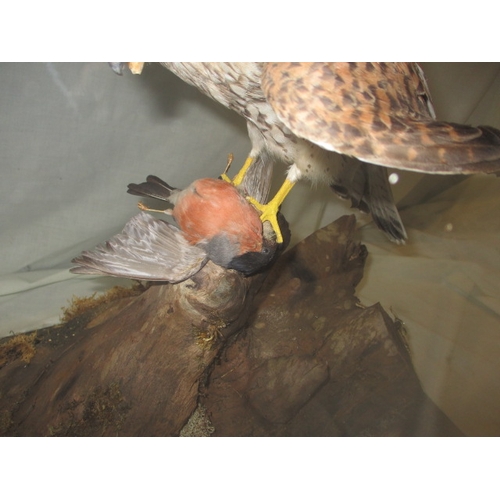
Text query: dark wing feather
363 162 407 243
331 157 407 244
127 175 178 202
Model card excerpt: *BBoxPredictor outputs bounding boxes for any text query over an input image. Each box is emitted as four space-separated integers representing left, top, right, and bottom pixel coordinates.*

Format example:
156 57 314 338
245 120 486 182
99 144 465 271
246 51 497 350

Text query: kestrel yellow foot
220 155 255 186
248 178 296 244
220 154 295 243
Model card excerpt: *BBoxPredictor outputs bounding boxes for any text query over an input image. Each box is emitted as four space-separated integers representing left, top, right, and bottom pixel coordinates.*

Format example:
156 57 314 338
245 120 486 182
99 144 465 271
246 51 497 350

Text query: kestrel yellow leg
246 178 295 244
221 154 297 244
220 154 254 186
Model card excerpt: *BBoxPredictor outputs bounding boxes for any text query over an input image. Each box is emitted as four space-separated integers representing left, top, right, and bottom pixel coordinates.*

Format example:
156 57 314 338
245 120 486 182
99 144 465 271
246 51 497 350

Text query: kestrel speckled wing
261 62 500 175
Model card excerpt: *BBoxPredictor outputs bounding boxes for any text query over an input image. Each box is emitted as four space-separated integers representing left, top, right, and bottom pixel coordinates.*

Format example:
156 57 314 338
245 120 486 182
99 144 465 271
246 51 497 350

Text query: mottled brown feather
261 62 500 174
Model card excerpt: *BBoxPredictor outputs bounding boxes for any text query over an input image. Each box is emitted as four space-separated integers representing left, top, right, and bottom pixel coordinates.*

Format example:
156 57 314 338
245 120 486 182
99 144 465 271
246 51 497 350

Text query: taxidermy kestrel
111 62 500 246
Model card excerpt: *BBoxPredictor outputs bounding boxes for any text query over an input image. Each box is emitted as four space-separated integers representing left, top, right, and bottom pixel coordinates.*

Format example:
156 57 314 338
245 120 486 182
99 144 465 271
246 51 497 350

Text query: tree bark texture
0 215 462 436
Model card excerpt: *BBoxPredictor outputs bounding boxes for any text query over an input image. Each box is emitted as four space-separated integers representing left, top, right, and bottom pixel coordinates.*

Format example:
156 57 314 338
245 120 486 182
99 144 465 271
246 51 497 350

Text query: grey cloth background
1 62 499 435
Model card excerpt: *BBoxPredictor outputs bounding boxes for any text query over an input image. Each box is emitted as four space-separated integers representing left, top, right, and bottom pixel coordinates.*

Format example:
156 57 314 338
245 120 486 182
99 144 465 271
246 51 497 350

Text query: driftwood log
0 215 462 436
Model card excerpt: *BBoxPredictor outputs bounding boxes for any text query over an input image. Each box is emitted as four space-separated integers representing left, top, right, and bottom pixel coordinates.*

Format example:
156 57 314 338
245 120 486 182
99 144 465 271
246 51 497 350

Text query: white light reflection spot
388 173 399 185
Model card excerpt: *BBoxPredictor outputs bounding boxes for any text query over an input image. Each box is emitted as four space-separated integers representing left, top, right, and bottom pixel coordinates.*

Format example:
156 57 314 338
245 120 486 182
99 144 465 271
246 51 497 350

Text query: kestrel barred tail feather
114 62 500 244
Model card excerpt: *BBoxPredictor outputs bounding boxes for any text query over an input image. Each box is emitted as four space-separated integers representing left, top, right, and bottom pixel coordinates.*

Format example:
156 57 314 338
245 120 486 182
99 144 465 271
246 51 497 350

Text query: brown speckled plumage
156 63 500 243
261 62 500 174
